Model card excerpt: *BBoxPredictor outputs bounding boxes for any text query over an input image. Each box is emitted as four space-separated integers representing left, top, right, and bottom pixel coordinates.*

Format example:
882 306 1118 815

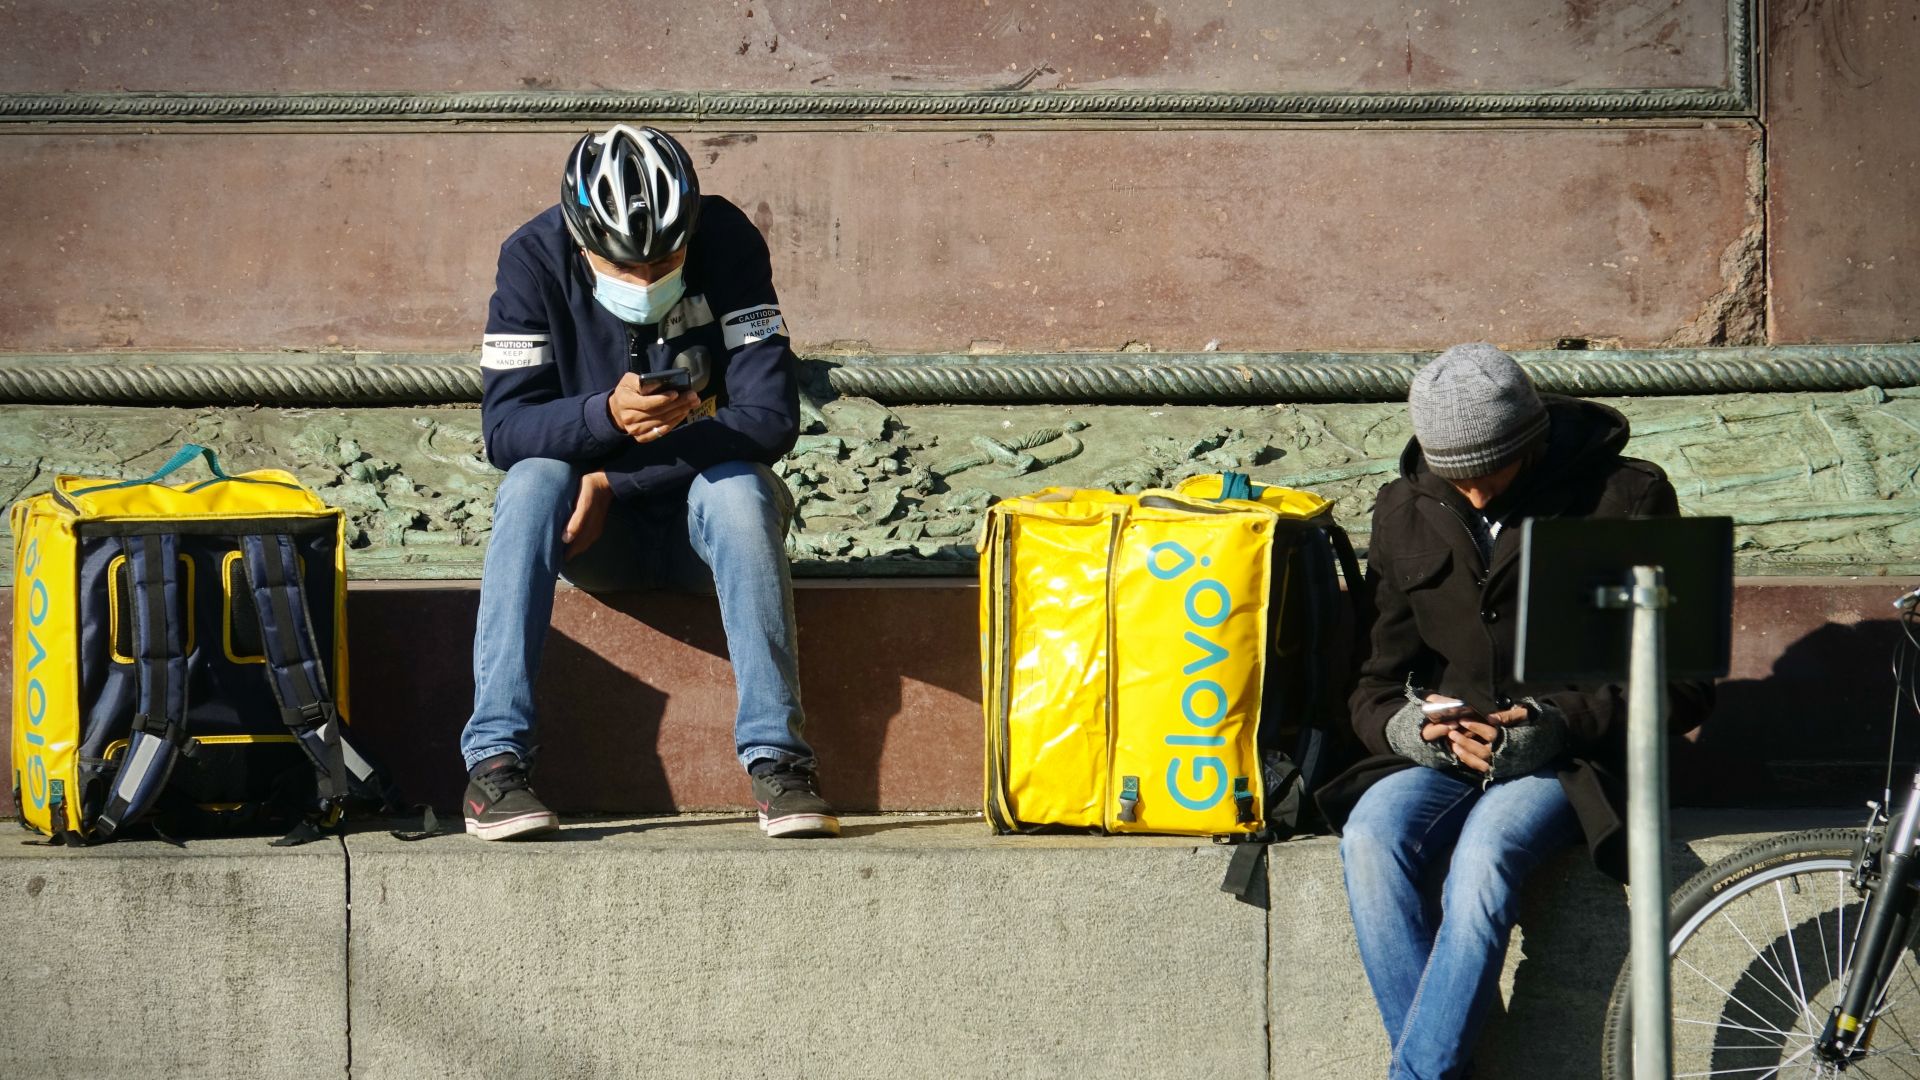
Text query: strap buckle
129 712 183 745
1117 775 1141 823
1233 776 1256 825
286 701 334 729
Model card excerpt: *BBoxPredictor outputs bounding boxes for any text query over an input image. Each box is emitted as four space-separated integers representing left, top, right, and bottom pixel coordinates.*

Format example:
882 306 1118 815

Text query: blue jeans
1339 765 1580 1080
460 457 814 774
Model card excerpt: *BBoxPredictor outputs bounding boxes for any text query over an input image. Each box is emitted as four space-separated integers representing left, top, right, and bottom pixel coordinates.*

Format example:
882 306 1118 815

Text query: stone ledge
348 816 1267 1080
0 809 1865 1080
0 835 346 1080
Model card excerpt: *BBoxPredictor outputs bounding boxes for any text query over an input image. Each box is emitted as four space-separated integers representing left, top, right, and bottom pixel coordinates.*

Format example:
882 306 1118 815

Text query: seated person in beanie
458 123 837 841
1314 343 1712 1080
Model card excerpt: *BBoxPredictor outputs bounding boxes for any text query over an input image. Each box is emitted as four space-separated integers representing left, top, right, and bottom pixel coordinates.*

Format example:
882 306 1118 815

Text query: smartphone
1421 698 1468 715
636 368 691 391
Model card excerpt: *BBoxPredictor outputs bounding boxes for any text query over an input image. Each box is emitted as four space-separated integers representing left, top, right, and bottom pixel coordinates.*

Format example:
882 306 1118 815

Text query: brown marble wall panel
1764 0 1920 344
3 577 1916 819
0 125 1756 353
285 582 984 815
0 582 983 821
0 0 1732 97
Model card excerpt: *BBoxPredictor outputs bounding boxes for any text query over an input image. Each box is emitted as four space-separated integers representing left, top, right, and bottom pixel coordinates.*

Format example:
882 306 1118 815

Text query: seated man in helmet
460 123 836 840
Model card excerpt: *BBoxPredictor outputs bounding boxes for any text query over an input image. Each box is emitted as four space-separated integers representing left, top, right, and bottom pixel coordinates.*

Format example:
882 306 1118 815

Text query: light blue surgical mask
591 265 685 326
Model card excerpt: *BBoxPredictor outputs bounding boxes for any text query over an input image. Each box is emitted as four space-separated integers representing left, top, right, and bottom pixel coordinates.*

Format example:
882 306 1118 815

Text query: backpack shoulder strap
237 533 381 819
1324 518 1364 605
95 534 190 839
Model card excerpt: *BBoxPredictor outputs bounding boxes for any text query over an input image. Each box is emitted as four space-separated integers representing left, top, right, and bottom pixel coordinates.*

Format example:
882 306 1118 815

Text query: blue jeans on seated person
1339 764 1580 1080
459 456 814 775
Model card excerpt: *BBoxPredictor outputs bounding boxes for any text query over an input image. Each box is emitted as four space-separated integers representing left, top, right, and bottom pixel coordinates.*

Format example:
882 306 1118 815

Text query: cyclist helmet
560 124 701 265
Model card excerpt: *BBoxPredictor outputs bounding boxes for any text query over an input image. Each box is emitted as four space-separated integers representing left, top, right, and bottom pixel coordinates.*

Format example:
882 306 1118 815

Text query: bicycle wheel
1601 828 1920 1079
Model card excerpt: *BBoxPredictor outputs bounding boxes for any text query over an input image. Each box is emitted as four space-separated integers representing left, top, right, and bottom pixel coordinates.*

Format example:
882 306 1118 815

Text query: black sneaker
750 763 840 838
463 755 559 841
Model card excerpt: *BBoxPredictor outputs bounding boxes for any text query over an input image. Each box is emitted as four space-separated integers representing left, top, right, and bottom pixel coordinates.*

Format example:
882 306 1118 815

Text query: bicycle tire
1601 827 1920 1079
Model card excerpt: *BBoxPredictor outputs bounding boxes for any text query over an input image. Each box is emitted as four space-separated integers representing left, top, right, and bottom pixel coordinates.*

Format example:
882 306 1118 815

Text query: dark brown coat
1315 396 1713 881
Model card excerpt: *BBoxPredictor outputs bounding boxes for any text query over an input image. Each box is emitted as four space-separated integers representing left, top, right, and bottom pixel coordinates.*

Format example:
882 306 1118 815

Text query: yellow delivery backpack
10 444 384 844
980 473 1360 846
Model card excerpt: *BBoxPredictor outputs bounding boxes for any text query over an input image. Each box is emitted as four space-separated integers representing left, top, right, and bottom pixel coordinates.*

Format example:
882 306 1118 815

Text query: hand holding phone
609 370 698 441
636 367 691 391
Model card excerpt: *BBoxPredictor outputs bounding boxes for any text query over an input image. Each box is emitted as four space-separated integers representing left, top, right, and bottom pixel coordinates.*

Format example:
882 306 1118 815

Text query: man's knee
1341 811 1419 874
1440 832 1540 925
690 461 791 529
495 457 575 516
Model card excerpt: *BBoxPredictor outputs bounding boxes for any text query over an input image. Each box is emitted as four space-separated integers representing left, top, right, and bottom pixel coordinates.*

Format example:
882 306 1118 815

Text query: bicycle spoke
1854 1045 1920 1079
1816 884 1839 1009
1675 1013 1808 1038
1834 870 1849 997
1711 902 1827 1028
1777 880 1821 1032
1874 963 1920 1033
1873 1045 1920 1068
1676 930 1818 1038
1673 1038 1816 1078
1678 974 1803 1042
1845 885 1867 997
1868 953 1920 1021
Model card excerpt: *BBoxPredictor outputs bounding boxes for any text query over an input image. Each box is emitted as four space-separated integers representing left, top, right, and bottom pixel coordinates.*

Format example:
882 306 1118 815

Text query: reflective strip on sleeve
720 305 786 349
481 333 553 370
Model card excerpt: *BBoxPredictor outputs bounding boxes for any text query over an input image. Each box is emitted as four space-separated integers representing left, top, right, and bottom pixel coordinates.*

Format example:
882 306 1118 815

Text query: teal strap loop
71 444 229 495
1117 775 1141 823
1214 472 1263 503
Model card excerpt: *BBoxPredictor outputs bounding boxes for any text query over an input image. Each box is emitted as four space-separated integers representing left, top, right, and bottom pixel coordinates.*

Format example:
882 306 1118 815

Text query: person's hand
563 471 613 559
1486 703 1533 727
1419 694 1476 743
1447 719 1503 774
608 372 701 443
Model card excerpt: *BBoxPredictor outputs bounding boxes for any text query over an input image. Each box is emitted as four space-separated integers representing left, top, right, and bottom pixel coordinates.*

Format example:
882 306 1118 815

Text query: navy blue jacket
479 196 800 502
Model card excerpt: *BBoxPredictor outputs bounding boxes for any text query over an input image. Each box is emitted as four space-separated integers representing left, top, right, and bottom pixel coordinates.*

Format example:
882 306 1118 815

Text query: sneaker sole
464 810 559 841
759 811 840 838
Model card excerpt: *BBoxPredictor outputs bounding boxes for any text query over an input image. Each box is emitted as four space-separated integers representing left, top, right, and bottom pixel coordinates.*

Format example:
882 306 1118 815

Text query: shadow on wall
1471 844 1708 1078
1680 617 1907 808
527 624 676 814
346 588 478 813
345 583 983 815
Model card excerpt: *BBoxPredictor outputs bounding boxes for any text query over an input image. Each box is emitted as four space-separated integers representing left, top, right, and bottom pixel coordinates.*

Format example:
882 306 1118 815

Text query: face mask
591 264 685 326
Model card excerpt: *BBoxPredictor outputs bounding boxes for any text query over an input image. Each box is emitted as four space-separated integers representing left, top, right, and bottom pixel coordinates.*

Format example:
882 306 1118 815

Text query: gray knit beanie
1409 343 1550 479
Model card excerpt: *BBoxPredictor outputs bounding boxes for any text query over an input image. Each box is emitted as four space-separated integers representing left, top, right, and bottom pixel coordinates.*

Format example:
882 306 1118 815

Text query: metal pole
1628 564 1672 1080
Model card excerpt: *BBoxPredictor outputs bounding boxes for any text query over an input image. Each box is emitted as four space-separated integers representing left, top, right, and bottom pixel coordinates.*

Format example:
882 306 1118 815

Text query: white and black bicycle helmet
561 124 701 265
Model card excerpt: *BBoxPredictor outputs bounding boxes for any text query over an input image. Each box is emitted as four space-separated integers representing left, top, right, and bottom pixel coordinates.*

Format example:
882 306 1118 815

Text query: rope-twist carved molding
2 344 1916 407
0 87 1748 122
827 348 1920 403
0 359 479 406
0 3 1753 122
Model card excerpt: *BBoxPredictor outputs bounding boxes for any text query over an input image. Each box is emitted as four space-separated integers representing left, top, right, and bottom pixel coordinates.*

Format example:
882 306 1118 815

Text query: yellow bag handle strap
1177 472 1331 518
69 443 306 497
71 444 229 495
1214 472 1262 503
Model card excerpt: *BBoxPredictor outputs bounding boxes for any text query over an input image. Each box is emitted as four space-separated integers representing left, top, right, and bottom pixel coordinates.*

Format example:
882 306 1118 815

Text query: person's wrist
584 388 624 444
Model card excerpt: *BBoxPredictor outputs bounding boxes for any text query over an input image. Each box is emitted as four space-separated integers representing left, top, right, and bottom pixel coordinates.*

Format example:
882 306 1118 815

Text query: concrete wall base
0 810 1862 1080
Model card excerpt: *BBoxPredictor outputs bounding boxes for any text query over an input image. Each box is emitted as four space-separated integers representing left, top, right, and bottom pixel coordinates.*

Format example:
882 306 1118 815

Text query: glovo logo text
19 537 51 809
1147 540 1234 812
